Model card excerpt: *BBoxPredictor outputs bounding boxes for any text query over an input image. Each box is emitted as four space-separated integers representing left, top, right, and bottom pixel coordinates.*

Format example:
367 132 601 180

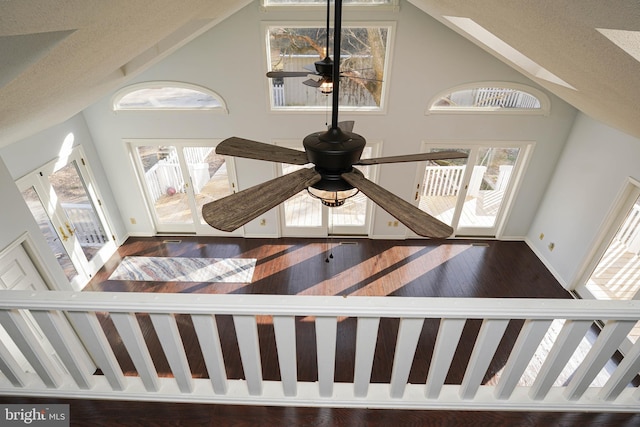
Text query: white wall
82 0 576 239
527 112 640 288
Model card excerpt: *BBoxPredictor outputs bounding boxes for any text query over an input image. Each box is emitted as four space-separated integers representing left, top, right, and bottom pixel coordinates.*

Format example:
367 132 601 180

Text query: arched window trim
426 81 550 116
112 81 228 113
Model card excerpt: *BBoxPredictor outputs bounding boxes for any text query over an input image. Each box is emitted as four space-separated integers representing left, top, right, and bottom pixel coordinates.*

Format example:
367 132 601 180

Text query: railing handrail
2 290 640 319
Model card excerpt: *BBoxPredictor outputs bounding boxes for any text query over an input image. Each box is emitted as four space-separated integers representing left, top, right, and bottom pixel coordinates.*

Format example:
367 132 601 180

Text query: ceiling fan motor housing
315 57 333 77
303 127 366 191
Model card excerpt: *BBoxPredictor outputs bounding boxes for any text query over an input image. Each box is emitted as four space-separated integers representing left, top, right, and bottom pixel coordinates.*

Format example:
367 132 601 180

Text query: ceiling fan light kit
307 187 359 207
201 0 467 239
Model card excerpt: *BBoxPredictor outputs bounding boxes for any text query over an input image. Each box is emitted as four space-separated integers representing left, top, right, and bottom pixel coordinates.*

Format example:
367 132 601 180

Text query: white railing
61 203 107 247
144 147 214 202
423 166 465 197
273 82 285 107
1 290 640 412
474 88 540 109
423 166 487 198
422 165 514 200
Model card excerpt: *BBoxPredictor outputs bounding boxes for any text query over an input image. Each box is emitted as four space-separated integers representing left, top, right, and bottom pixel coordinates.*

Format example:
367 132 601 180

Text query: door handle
58 226 69 242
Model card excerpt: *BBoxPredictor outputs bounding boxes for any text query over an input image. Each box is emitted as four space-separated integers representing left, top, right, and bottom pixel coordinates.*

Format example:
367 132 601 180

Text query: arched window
427 82 549 115
113 81 228 112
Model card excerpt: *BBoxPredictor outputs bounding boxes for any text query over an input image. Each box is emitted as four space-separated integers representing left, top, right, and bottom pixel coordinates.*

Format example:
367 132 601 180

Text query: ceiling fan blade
342 170 453 238
303 64 317 73
216 137 310 165
203 168 322 232
355 151 468 166
266 71 310 78
303 78 322 88
338 120 355 132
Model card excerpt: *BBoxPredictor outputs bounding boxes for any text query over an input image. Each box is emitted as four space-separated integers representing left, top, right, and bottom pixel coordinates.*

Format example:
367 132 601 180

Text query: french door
277 141 380 237
16 147 116 288
414 142 529 237
129 140 239 235
573 182 640 353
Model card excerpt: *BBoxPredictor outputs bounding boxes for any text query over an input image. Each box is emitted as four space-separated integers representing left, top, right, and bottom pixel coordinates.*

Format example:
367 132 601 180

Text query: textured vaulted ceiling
0 0 248 146
411 0 640 139
0 0 639 147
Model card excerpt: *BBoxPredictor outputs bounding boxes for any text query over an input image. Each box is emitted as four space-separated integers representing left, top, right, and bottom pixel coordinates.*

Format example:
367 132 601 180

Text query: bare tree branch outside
268 25 390 108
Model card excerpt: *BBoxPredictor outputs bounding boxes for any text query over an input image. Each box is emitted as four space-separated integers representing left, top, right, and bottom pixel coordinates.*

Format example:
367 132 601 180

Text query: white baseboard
524 237 569 290
126 231 155 239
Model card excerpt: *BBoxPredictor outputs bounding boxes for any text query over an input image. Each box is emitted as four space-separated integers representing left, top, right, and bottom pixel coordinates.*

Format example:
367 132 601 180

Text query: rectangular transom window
266 23 392 111
264 0 395 7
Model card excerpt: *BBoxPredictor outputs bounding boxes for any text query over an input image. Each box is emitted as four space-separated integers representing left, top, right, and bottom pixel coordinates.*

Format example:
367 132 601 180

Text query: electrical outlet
548 242 555 251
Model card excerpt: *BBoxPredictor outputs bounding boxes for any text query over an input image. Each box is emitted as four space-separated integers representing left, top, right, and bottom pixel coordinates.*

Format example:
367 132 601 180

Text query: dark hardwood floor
85 236 571 299
2 396 640 426
8 237 640 426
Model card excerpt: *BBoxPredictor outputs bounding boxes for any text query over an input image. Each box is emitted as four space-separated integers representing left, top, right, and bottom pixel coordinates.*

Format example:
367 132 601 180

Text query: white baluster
600 338 640 401
32 310 95 390
0 337 27 387
495 319 552 400
67 311 126 391
111 312 160 392
273 315 297 397
233 315 263 396
564 319 636 400
460 319 509 400
390 318 424 398
191 314 228 394
529 319 592 400
425 318 466 399
316 316 337 397
0 309 62 388
353 317 380 398
149 313 193 393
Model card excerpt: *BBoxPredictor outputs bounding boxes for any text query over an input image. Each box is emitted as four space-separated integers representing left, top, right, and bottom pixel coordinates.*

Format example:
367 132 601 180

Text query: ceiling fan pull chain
325 236 334 263
325 237 330 263
329 236 334 259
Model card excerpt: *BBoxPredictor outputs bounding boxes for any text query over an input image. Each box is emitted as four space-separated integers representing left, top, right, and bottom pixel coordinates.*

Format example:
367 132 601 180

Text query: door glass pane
184 147 233 225
584 194 640 343
329 147 373 229
459 147 520 228
136 146 192 225
20 186 80 282
283 163 322 227
418 149 470 226
48 161 109 261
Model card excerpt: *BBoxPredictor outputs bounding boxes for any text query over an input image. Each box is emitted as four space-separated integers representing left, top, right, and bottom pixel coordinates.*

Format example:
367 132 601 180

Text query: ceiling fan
202 0 467 239
265 0 376 93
